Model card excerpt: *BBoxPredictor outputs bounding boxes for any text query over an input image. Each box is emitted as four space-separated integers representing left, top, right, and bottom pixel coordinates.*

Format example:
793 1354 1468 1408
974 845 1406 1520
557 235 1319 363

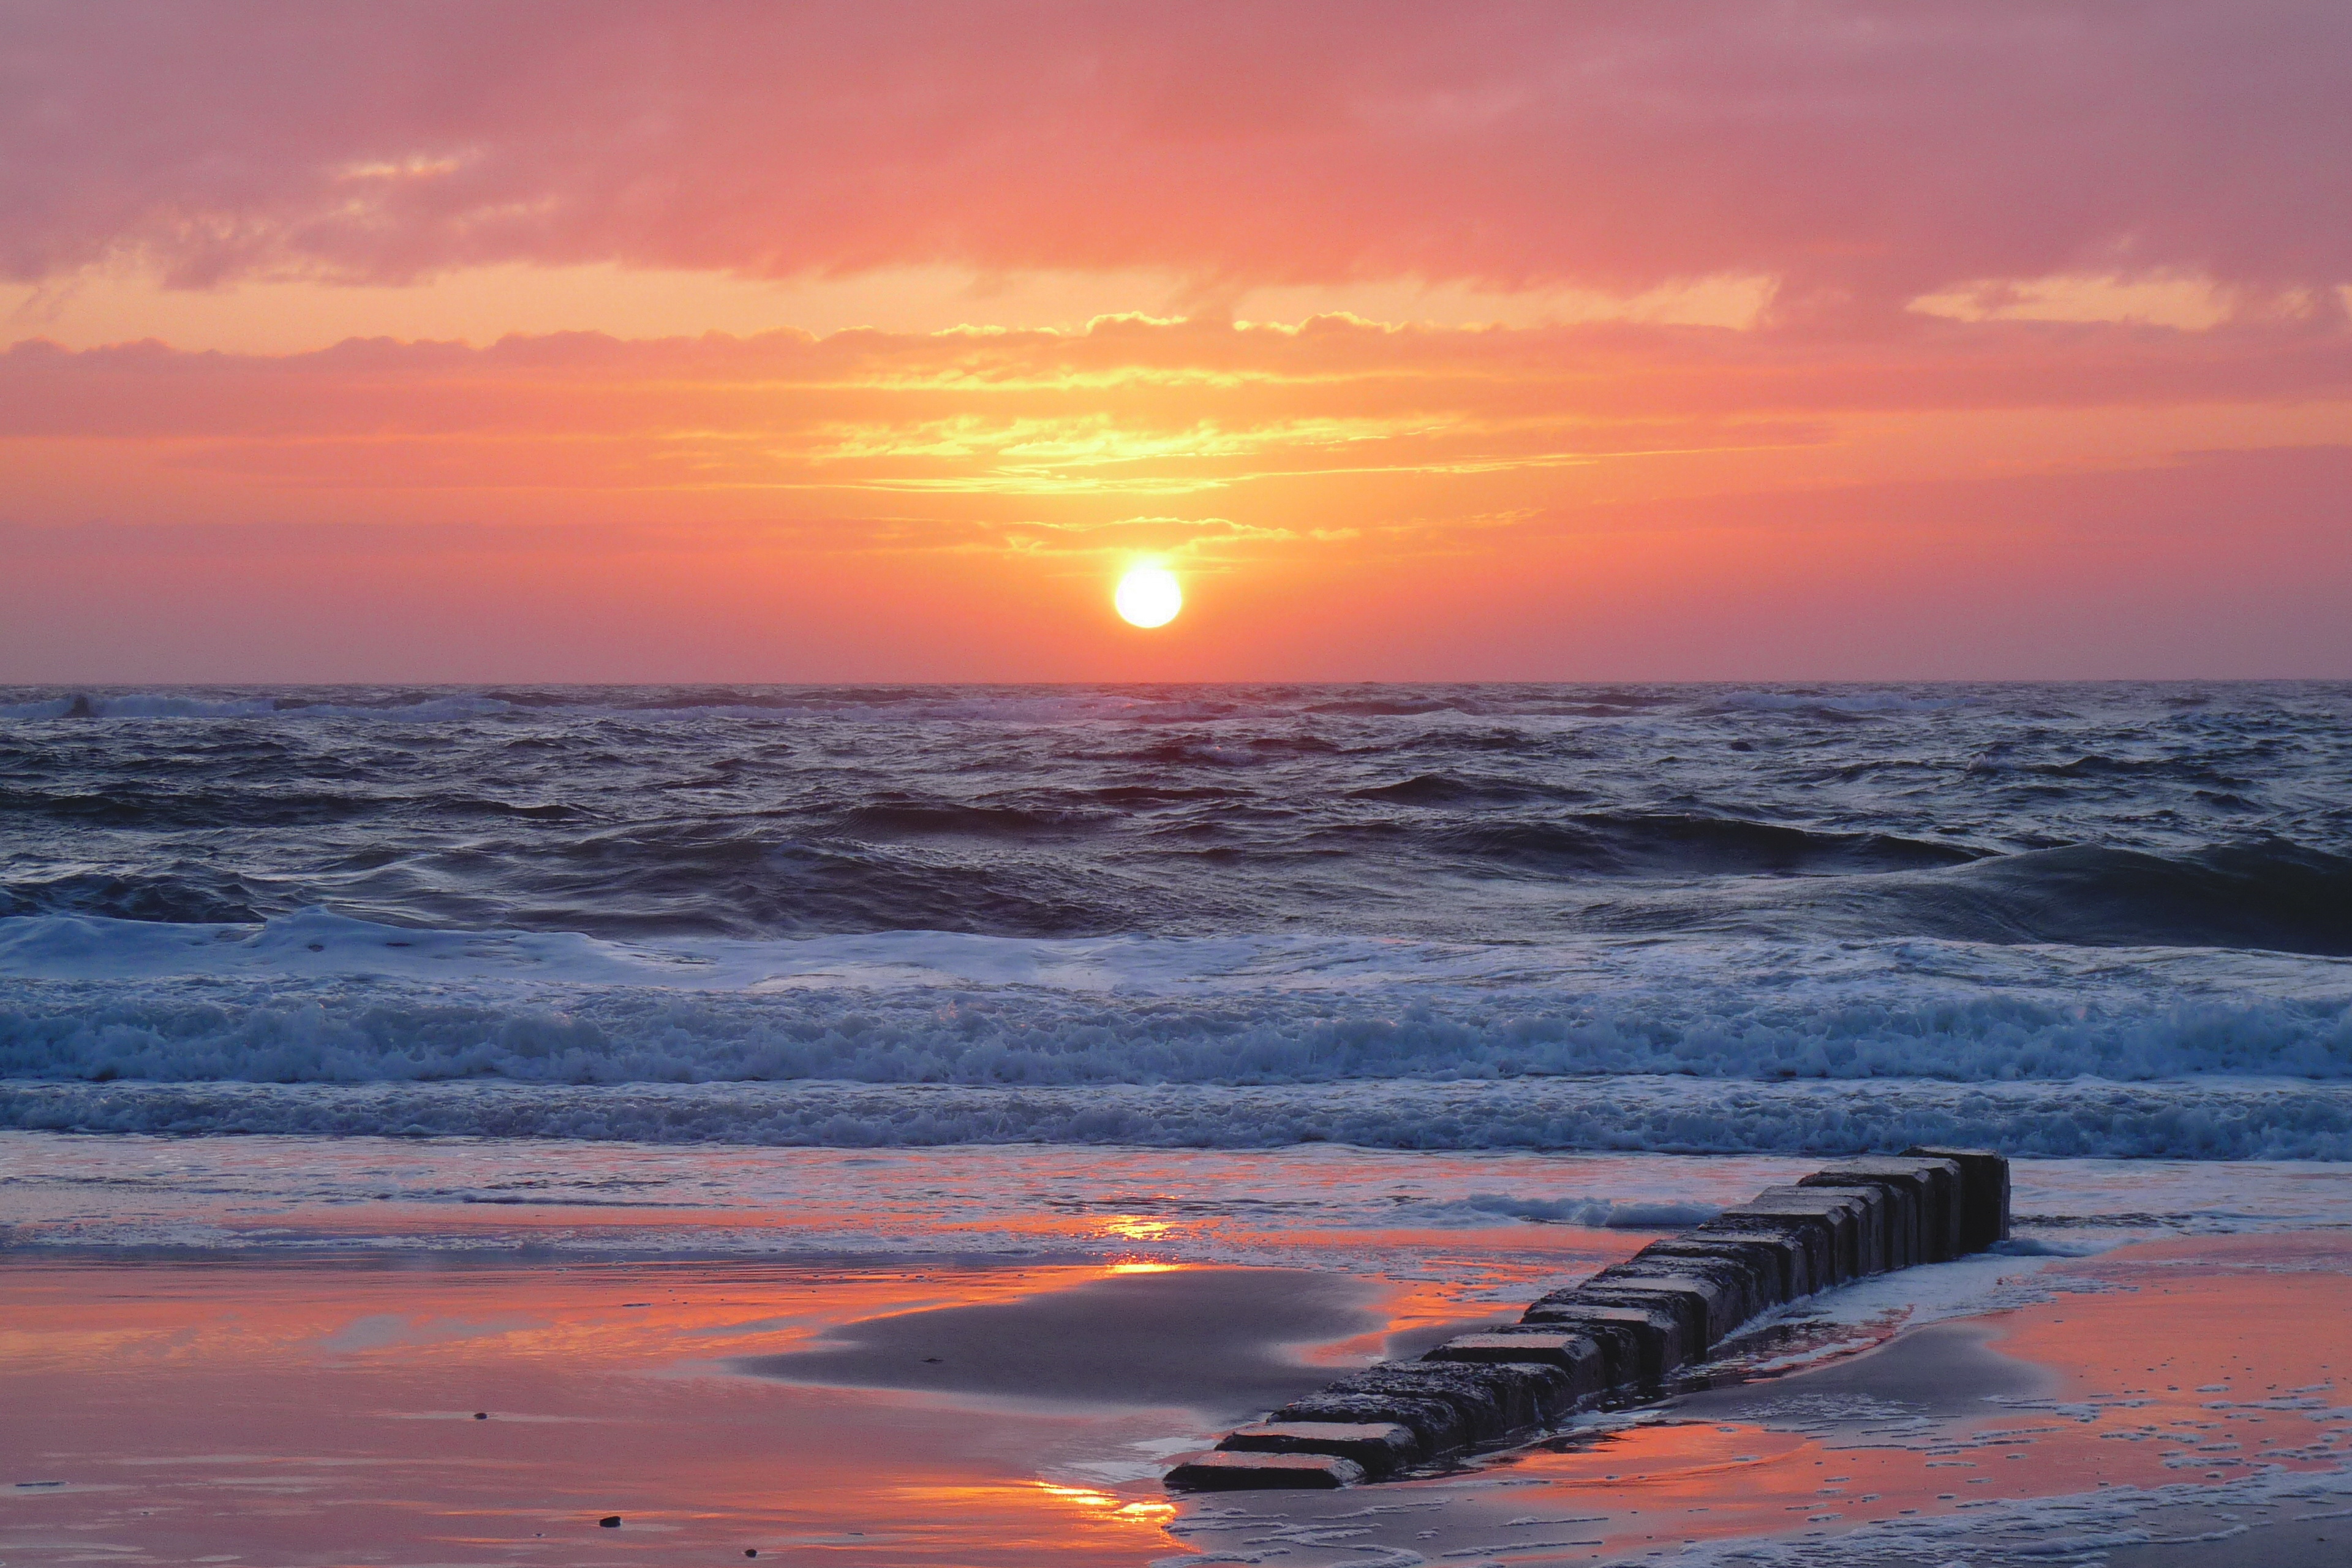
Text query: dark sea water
2 682 2347 1156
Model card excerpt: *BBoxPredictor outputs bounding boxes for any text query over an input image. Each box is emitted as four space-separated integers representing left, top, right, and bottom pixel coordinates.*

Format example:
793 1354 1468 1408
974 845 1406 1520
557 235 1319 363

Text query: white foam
2 913 2345 1108
2 911 2346 1155
4 1076 2350 1158
6 907 2347 1001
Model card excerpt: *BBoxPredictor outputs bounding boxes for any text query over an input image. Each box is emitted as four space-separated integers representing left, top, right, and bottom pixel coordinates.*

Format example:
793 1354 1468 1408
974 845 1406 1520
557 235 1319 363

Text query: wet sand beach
3 1134 2347 1566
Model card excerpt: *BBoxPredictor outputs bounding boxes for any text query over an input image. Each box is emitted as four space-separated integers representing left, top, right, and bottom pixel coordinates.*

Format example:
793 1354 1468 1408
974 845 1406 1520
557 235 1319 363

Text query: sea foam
5 1076 2347 1159
2 910 2346 1155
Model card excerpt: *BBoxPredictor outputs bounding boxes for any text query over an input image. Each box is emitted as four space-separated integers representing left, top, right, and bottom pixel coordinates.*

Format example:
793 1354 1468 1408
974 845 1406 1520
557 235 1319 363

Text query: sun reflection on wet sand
7 1139 2350 1566
0 1258 1212 1566
0 1138 1735 1566
1035 1480 1181 1525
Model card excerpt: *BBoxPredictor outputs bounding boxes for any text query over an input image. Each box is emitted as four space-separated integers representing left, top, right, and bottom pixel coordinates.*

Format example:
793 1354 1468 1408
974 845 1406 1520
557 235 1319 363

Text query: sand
737 1265 1390 1412
2 1136 2347 1564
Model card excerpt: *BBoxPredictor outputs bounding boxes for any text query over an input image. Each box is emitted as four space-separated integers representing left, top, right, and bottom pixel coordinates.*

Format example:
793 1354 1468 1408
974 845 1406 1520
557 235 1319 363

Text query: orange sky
3 2 2350 680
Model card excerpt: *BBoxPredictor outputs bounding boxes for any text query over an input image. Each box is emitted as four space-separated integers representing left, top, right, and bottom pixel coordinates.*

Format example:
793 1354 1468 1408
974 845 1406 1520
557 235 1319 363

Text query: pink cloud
5 315 2349 450
5 2 2350 315
2 6 2346 682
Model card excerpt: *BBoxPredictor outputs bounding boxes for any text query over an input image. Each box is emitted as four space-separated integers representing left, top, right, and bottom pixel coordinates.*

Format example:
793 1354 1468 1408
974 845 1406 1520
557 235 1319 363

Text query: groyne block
1881 1154 1964 1261
1580 1267 1747 1351
1784 1182 1890 1276
1425 1333 1606 1413
1518 1297 1686 1382
1914 1155 1967 1259
1803 1156 1962 1265
1331 1360 1557 1442
1457 1359 1582 1427
1905 1146 2010 1250
1166 1450 1366 1490
1171 1150 2012 1492
1217 1421 1419 1480
1268 1389 1470 1458
1692 1212 1836 1293
1638 1234 1811 1305
1429 1331 1608 1395
1567 1280 1717 1360
1800 1167 1917 1270
1625 1234 1789 1300
1517 1316 1646 1389
1708 1196 1857 1285
1600 1251 1772 1329
1720 1188 1878 1281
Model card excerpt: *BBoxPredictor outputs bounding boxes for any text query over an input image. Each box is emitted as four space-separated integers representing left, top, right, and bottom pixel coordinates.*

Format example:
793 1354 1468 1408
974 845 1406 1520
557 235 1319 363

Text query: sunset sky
4 1 2348 682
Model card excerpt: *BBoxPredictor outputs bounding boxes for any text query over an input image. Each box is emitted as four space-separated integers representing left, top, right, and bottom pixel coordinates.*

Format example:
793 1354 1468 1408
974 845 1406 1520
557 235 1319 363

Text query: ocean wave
0 683 2331 737
0 814 2341 952
2 912 2345 1090
1711 689 1977 716
0 693 519 721
6 682 2347 1158
0 785 587 829
0 869 281 925
0 683 1990 727
4 683 2347 953
1426 813 1983 876
4 1076 2346 1159
0 687 1241 726
9 982 2340 1088
1349 773 1600 808
1815 839 2352 955
0 828 1140 940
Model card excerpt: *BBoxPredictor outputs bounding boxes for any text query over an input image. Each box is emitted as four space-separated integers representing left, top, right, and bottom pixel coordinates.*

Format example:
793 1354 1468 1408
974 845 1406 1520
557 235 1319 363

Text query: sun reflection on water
1101 1215 1175 1242
1033 1480 1178 1525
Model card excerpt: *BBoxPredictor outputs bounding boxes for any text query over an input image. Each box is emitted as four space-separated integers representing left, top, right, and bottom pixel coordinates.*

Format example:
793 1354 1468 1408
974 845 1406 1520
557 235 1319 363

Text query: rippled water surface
5 681 2348 946
2 682 2346 1155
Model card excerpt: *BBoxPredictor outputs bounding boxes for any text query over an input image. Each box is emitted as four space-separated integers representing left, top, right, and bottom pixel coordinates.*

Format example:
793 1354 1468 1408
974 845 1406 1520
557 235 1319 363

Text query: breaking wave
5 1077 2346 1160
1 912 2345 1101
5 680 2350 1155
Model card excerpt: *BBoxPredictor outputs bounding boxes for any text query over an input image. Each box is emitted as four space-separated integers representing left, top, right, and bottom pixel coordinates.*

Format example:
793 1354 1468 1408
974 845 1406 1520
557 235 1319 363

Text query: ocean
3 680 2347 1158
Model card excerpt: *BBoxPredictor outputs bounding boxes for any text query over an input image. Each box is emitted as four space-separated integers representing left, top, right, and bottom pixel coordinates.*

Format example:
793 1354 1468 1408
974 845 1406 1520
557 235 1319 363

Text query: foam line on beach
6 1077 2342 1159
1164 1148 2011 1491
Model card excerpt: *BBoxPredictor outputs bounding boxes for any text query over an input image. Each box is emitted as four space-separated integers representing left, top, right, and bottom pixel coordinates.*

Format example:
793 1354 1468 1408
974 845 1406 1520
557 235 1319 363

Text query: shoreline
4 1133 2348 1564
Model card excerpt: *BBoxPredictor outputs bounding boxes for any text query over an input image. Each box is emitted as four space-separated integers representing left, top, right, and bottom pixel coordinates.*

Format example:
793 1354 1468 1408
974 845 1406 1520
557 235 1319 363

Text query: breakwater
1166 1147 2010 1490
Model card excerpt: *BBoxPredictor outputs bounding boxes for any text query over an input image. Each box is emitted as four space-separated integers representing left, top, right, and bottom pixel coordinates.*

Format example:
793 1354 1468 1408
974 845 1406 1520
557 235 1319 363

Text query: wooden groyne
1166 1147 2010 1491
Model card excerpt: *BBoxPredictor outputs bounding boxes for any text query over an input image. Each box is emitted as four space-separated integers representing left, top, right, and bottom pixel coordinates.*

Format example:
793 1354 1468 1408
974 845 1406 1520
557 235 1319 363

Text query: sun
1113 564 1182 628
